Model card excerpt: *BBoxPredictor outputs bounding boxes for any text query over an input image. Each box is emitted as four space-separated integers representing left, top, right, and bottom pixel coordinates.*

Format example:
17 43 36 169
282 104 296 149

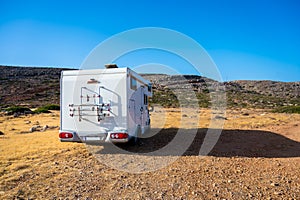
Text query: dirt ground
0 108 300 199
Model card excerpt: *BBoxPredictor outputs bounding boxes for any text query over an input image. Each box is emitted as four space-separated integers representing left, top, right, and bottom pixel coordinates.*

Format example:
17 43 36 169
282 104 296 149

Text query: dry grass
0 109 300 199
0 112 85 194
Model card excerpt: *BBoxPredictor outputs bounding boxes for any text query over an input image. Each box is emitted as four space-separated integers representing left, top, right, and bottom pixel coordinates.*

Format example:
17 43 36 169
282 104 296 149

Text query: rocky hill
143 74 300 109
0 65 299 109
0 65 69 108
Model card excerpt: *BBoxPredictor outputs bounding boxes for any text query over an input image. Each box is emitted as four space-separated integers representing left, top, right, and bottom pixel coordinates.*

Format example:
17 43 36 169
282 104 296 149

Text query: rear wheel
129 126 142 146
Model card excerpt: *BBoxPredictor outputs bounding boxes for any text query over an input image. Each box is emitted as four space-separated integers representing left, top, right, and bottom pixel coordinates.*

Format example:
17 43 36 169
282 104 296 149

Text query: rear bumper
59 130 129 143
110 138 129 143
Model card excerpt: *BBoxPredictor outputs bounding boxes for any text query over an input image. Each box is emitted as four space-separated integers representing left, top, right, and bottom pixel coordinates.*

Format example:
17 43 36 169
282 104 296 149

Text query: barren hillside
0 65 299 110
0 108 300 199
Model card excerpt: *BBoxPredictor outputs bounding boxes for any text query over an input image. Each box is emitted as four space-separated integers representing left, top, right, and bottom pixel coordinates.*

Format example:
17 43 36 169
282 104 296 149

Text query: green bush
5 106 32 114
272 106 300 114
33 104 60 114
196 93 211 108
42 104 60 111
33 107 51 114
151 90 179 108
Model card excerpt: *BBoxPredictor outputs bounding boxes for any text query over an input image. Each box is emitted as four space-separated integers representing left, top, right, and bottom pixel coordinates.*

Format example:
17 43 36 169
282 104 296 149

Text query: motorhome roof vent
105 64 118 69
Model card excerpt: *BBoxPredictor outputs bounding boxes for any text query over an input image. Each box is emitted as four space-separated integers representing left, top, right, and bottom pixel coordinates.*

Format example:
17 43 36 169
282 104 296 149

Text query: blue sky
0 0 299 81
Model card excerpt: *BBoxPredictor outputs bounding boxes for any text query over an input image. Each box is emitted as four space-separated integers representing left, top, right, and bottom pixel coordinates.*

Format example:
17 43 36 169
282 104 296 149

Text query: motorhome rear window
130 77 137 90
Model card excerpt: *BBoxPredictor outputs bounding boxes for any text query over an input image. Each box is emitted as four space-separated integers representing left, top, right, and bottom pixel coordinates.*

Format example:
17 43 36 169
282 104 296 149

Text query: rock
248 193 254 198
29 127 36 132
29 125 41 132
277 163 281 167
274 191 282 195
42 125 49 131
0 131 4 135
19 131 29 134
24 110 33 115
214 115 227 120
25 120 31 124
270 182 279 187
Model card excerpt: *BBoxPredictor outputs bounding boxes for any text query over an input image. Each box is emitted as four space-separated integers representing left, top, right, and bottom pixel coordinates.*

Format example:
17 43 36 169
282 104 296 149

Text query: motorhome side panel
126 70 152 136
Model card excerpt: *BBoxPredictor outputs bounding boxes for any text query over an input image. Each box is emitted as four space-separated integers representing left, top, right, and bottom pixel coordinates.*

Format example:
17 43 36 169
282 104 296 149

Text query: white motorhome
59 65 152 144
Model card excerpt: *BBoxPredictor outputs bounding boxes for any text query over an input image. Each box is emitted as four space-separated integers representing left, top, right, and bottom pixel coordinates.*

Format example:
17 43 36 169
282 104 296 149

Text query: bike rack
69 86 111 122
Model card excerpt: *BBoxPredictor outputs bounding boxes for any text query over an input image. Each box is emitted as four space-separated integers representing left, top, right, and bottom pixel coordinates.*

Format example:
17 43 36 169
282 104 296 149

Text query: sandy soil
0 108 300 199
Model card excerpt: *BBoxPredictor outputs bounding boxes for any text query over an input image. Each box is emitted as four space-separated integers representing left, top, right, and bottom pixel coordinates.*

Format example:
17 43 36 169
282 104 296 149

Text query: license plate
82 136 105 141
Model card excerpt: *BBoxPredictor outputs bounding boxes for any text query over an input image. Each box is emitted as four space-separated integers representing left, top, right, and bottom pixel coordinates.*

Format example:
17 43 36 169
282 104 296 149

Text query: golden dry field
0 108 300 199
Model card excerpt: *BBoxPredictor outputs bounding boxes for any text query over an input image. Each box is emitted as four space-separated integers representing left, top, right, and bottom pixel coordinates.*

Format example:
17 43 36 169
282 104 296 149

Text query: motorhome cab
59 64 152 144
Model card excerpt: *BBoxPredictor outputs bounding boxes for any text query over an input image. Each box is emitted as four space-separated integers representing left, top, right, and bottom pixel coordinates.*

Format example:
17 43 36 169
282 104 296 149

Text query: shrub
33 104 60 114
272 106 300 114
5 106 32 115
42 104 60 110
33 107 51 114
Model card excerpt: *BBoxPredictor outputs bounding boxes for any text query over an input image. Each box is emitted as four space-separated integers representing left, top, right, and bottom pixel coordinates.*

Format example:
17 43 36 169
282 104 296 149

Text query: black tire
129 126 142 146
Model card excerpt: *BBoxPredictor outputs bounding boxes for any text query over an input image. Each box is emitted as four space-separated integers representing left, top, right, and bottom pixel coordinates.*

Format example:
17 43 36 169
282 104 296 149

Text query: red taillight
59 132 73 139
110 133 128 139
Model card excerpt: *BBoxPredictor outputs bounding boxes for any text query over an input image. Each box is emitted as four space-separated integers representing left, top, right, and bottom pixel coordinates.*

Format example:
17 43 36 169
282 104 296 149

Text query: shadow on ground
89 128 300 158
